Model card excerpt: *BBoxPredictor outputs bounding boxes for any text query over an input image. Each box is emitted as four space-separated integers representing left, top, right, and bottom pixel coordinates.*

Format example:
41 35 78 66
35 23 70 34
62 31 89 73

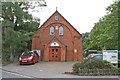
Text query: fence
78 68 120 76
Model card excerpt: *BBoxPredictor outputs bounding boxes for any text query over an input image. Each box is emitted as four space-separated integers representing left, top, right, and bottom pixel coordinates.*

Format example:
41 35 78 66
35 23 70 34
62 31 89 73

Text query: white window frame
55 16 58 21
50 26 54 35
59 26 64 35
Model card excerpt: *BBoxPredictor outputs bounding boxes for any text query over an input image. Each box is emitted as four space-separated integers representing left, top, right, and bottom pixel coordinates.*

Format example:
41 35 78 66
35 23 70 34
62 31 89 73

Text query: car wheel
19 63 22 65
37 59 39 62
33 60 36 64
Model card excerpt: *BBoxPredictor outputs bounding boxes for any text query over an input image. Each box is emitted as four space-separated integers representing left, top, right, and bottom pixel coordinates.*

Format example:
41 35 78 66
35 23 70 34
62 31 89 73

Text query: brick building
32 10 83 61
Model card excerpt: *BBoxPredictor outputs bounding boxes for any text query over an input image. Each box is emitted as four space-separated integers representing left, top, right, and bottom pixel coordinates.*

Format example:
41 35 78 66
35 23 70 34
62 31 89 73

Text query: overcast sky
29 0 114 34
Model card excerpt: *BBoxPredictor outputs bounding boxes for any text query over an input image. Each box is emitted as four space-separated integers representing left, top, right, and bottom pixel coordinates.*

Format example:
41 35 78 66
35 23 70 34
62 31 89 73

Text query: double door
49 47 61 61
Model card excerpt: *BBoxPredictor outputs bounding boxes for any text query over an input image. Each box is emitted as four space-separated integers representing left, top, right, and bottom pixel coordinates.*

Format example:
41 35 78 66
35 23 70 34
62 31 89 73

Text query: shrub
73 58 116 73
73 59 88 73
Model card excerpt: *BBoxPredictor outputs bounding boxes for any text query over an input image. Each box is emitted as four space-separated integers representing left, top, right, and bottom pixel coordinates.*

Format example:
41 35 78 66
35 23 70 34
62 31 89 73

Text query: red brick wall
32 11 83 61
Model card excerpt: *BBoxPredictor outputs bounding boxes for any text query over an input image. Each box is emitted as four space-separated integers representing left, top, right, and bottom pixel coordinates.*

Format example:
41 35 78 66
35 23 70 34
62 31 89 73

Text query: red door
49 47 61 61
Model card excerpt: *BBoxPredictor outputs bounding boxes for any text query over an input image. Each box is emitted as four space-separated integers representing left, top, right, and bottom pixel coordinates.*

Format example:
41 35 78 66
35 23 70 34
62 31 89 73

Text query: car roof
90 54 102 55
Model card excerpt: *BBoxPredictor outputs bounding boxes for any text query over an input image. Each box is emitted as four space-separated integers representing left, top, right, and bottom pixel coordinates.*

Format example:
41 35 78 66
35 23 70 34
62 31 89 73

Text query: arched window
50 26 54 35
59 26 64 35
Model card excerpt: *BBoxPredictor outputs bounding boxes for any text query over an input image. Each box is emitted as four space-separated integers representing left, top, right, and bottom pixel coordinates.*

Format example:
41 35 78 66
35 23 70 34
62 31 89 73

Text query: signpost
103 50 118 64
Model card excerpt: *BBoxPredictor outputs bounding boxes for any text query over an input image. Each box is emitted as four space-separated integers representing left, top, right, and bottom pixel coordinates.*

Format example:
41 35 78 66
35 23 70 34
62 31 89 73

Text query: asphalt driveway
1 61 120 79
2 61 79 78
29 62 75 73
14 61 75 73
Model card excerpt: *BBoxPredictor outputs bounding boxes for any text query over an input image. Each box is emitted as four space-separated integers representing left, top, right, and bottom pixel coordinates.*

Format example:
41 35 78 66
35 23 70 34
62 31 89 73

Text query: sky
29 0 115 34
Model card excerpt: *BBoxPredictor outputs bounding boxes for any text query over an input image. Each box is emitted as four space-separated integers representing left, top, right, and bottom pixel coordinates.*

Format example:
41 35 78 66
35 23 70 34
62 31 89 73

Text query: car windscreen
94 55 102 59
34 51 38 55
21 52 33 56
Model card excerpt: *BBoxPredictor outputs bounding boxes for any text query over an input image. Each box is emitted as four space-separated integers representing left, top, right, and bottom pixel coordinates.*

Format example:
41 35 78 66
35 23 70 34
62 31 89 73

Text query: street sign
103 50 118 64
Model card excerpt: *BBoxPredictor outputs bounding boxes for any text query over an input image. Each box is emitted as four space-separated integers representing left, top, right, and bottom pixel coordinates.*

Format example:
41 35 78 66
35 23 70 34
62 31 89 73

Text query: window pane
50 26 54 35
59 26 64 35
55 16 58 21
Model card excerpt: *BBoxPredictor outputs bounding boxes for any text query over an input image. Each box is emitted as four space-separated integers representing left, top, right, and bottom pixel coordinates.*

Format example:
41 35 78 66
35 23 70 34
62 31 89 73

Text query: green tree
82 32 90 50
87 0 119 50
1 1 46 61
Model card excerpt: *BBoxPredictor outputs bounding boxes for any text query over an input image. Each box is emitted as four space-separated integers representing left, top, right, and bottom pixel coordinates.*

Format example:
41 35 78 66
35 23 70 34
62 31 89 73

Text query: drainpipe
65 46 67 62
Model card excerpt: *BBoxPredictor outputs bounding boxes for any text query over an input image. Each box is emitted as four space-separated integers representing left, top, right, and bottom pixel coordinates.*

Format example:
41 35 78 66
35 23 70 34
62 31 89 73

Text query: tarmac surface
1 62 120 79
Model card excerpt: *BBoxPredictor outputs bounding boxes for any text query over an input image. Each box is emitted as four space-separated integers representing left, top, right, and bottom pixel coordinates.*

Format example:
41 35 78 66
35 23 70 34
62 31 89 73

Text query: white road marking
1 69 35 78
39 70 43 71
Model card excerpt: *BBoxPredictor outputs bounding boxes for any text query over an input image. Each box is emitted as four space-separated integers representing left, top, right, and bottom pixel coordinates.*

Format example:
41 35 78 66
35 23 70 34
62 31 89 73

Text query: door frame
49 46 61 61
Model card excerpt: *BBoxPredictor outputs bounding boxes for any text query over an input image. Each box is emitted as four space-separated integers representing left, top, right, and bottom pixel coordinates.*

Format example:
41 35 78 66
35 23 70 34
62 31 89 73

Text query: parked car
118 60 120 68
87 54 102 59
19 51 39 65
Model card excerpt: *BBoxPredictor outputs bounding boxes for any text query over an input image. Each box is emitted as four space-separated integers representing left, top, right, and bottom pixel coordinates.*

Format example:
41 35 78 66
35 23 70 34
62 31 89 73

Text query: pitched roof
37 10 82 36
47 35 67 47
55 10 82 36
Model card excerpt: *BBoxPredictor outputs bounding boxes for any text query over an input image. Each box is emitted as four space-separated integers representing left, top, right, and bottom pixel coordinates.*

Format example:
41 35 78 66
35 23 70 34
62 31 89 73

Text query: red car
19 51 39 65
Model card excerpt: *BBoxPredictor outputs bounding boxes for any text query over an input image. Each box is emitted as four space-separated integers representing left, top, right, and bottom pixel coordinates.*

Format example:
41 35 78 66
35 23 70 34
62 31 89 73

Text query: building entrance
49 46 61 61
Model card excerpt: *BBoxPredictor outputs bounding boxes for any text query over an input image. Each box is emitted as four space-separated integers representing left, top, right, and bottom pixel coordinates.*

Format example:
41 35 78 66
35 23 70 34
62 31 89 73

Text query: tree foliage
83 0 119 50
1 1 46 61
82 32 90 50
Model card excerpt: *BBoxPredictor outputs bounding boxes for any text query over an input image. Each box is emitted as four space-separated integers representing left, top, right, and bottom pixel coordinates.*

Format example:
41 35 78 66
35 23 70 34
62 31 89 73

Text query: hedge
78 68 120 76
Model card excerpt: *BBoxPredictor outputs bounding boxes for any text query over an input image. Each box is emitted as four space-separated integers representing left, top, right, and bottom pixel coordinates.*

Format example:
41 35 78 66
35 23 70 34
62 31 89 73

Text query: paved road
1 71 39 80
1 62 120 79
2 70 26 78
2 69 120 80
